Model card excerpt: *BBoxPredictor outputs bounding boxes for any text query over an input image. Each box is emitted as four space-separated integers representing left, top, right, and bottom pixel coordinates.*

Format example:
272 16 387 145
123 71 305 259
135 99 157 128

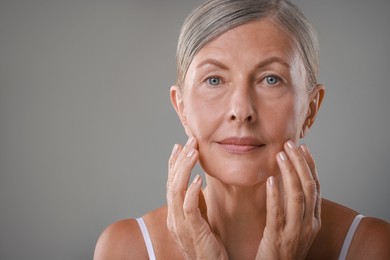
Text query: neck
202 175 279 259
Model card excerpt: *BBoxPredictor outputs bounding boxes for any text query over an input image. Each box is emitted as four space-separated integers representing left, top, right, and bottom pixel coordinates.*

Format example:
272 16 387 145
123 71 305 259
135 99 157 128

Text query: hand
166 137 228 260
256 141 321 260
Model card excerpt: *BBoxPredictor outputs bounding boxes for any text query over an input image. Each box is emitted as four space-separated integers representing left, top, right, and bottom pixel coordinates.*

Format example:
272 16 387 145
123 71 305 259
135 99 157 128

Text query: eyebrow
196 56 290 70
196 58 229 70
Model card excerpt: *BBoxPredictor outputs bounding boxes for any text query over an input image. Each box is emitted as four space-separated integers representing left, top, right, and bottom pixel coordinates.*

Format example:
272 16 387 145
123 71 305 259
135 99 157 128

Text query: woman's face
172 18 323 187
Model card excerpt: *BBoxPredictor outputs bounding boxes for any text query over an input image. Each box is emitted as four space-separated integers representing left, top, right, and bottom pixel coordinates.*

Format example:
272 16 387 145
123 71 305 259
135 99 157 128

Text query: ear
300 84 325 138
170 85 190 135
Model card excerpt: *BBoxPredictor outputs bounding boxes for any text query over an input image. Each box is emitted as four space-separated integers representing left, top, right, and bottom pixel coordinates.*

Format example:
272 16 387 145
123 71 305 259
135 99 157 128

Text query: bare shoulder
93 206 179 260
308 199 359 259
93 218 148 260
348 216 390 259
308 199 390 260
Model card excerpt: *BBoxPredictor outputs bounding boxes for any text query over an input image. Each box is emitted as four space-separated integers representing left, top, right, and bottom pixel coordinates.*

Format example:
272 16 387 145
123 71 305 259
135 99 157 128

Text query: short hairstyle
176 0 319 92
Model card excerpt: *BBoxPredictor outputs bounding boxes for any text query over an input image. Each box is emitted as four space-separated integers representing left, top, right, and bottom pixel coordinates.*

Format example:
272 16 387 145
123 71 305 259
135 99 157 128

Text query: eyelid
260 74 285 85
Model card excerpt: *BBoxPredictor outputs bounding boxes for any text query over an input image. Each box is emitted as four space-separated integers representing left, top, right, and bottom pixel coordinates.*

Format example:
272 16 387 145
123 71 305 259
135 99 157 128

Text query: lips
217 137 264 153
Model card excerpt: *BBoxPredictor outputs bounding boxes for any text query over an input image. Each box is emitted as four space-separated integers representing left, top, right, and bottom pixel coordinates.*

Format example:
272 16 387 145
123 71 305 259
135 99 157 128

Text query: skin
94 18 390 260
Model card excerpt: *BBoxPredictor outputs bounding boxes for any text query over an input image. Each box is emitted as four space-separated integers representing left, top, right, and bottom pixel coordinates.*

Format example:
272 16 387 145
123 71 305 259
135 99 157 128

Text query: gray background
1 0 389 259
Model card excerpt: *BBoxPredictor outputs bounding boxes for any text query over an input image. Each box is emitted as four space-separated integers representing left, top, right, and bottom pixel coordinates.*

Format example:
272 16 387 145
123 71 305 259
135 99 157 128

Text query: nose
228 85 256 123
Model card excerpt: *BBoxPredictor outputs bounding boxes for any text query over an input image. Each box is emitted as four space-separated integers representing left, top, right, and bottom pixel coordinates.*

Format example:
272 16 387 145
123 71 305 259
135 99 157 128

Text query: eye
207 77 221 86
264 75 280 86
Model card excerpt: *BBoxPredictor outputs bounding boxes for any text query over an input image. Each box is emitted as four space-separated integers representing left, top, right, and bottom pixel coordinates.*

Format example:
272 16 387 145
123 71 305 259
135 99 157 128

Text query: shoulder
93 218 148 260
308 199 390 260
93 206 179 260
348 216 390 259
308 199 359 259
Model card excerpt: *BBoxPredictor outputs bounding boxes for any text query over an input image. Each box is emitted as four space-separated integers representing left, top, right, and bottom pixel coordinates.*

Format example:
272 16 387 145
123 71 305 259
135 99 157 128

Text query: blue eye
265 75 280 85
207 77 220 86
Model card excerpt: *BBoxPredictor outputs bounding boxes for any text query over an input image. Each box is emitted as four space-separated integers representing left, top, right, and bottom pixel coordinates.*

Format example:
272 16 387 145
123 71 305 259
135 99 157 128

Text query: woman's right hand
166 136 228 260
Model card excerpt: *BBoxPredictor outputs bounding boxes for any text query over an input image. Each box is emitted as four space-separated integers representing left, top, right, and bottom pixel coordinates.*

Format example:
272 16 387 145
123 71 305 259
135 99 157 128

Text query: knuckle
166 180 173 191
183 203 196 216
166 218 177 234
170 187 184 197
316 195 322 206
304 180 317 194
167 221 174 233
291 191 305 203
315 179 321 191
168 157 174 168
167 185 181 199
304 221 321 238
303 222 314 234
295 154 306 164
316 218 322 231
270 205 284 224
168 157 177 171
284 163 294 173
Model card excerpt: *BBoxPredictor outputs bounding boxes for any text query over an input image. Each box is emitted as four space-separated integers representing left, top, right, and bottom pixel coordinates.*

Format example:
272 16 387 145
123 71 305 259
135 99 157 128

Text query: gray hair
176 0 319 92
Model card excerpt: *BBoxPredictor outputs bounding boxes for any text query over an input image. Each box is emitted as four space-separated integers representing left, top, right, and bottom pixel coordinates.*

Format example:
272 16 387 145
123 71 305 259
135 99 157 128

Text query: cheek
184 97 224 141
261 96 304 142
284 97 308 141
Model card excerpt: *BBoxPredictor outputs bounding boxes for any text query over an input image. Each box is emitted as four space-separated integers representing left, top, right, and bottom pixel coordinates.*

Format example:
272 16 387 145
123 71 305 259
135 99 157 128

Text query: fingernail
278 151 287 161
300 144 308 153
286 140 295 149
268 176 274 187
186 136 194 146
193 174 201 184
187 148 195 158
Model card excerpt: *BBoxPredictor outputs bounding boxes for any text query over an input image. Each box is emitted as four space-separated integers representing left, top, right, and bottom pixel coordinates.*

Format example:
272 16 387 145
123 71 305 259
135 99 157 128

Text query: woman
94 0 390 259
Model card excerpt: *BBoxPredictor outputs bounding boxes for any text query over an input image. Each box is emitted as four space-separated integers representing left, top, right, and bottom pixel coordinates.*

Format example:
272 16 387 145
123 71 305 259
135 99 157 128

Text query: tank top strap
338 214 365 260
136 217 156 260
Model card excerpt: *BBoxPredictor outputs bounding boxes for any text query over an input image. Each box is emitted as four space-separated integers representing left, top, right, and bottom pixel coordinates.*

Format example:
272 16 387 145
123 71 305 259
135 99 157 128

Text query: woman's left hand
256 141 322 260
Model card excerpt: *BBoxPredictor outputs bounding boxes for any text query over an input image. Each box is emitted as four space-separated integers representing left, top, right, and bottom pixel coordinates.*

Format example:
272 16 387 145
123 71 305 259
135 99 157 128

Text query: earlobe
300 84 325 138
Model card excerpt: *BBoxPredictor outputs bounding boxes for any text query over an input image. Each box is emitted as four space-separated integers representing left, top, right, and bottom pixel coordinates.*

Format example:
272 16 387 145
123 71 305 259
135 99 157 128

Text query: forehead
190 18 300 69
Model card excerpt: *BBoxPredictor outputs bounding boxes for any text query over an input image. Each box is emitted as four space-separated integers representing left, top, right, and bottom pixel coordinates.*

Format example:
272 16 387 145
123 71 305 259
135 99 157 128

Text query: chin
199 157 277 187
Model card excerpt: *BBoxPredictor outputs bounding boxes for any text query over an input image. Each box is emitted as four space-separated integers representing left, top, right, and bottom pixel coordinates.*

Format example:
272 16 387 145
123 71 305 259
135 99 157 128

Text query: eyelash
204 74 283 88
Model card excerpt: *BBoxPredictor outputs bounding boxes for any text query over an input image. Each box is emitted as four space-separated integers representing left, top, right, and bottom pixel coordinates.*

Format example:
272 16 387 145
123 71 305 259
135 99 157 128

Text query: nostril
230 114 254 122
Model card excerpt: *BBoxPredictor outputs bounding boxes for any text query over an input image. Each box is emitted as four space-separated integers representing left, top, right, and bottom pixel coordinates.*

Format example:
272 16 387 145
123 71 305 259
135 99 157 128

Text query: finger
172 136 198 190
168 138 199 225
198 187 209 223
298 144 320 194
284 141 317 220
167 143 182 204
183 175 207 230
265 176 283 233
284 141 314 193
166 144 184 236
277 150 305 227
299 144 321 220
167 144 182 191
